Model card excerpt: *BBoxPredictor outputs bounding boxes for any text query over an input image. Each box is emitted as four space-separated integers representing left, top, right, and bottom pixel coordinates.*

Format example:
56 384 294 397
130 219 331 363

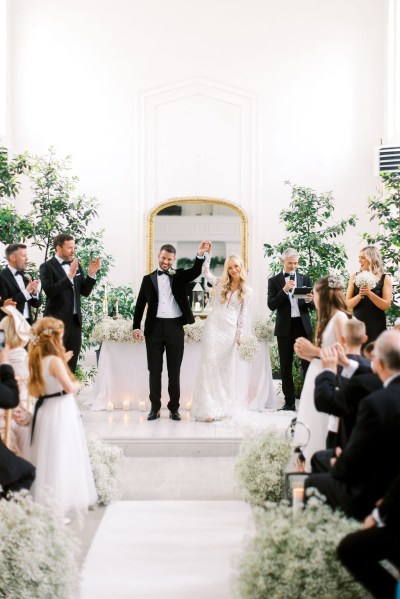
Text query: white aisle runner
80 500 253 599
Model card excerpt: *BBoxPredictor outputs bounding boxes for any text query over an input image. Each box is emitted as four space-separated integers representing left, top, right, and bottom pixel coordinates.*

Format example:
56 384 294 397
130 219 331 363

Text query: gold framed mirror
147 197 248 273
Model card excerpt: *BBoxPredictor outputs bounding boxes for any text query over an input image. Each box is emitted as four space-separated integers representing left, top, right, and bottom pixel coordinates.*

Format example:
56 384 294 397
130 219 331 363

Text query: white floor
80 500 253 599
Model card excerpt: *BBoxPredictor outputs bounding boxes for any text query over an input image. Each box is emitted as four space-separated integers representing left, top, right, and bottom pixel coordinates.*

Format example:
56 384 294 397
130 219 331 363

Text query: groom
133 241 209 421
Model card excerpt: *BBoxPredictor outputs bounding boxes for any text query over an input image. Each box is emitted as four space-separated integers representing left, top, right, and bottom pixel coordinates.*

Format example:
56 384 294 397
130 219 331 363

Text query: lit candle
115 300 119 316
138 399 146 412
123 398 130 411
107 400 114 411
194 301 201 311
292 487 305 514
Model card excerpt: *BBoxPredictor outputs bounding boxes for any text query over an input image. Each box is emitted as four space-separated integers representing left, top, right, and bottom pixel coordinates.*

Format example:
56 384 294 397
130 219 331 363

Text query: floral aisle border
0 492 80 599
233 429 365 598
87 434 123 507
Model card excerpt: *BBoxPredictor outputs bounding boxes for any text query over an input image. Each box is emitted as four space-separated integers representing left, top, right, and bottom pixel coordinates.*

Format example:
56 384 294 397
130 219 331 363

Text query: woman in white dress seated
191 251 252 422
293 274 350 467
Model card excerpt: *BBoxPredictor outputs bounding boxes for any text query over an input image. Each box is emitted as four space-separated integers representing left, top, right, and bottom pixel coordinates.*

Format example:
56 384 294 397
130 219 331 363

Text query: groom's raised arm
178 240 209 284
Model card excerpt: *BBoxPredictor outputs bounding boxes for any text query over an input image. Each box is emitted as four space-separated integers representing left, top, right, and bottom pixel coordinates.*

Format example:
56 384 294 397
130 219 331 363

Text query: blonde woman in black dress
346 246 392 342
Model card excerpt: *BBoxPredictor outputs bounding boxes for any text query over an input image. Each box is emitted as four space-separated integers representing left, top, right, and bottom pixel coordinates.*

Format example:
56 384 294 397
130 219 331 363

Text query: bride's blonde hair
28 317 75 397
219 255 247 304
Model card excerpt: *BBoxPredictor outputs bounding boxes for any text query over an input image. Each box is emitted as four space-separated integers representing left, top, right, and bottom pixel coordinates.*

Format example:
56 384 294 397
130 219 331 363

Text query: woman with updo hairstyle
293 274 350 466
346 245 392 342
27 317 97 519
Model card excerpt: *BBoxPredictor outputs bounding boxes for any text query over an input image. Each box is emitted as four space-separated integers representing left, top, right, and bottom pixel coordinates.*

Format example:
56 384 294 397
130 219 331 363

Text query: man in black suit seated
133 241 209 421
0 344 36 495
312 319 379 465
305 329 400 521
338 473 400 599
0 244 41 324
267 248 314 411
39 234 101 372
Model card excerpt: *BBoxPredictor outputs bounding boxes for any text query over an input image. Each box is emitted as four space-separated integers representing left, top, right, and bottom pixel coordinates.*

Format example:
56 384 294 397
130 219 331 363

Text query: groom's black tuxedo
268 271 313 405
40 256 96 371
0 266 41 323
133 256 204 412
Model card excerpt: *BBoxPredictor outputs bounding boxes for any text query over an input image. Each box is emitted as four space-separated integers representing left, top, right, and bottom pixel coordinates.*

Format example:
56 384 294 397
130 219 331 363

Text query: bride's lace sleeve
236 287 253 341
201 254 220 287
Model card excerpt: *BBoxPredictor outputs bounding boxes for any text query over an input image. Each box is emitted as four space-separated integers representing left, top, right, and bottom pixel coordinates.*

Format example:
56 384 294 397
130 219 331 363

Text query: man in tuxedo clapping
40 234 101 372
0 244 41 324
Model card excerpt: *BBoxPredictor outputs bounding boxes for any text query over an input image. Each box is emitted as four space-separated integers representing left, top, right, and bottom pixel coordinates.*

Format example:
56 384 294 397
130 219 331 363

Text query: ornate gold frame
147 197 248 273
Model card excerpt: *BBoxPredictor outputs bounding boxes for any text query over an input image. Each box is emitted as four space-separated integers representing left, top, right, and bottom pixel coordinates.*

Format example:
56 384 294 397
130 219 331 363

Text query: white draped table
90 340 276 412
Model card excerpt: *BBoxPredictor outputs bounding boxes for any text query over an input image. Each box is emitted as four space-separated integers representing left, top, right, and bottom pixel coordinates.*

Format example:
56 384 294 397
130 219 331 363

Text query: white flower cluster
236 496 364 599
235 430 291 505
238 335 260 362
89 316 143 344
354 270 377 289
252 319 275 344
183 317 205 344
0 492 79 599
87 433 123 507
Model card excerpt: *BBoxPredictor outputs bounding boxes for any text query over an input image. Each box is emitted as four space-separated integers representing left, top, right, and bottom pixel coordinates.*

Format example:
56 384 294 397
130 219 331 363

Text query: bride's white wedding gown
294 310 348 468
190 263 252 421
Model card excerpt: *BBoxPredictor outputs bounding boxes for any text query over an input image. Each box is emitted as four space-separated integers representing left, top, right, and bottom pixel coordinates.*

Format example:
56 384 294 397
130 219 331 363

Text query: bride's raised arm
201 252 219 287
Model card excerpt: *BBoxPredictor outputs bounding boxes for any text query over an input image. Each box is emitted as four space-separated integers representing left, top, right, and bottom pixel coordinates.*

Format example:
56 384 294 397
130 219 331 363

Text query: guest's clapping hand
294 337 319 361
26 279 40 294
329 446 342 467
133 330 142 341
68 259 79 279
65 350 74 362
2 298 16 309
304 291 314 304
332 342 351 368
363 514 377 529
88 257 101 277
320 346 339 371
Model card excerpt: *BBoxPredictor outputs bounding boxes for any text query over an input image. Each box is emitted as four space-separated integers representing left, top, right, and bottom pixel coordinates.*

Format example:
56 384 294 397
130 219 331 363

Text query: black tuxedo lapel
150 271 158 296
51 256 69 279
4 267 22 293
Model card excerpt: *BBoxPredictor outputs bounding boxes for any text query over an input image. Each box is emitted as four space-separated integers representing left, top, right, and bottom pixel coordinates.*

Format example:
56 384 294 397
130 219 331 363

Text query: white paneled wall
6 0 390 314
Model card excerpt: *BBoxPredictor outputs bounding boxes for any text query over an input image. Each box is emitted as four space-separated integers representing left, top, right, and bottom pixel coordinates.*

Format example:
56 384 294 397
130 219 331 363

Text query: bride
191 249 252 422
293 274 350 467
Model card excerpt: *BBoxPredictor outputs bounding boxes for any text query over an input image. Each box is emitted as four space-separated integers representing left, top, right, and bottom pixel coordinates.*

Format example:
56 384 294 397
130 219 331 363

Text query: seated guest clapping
305 329 400 520
311 342 381 473
0 344 36 495
338 473 400 599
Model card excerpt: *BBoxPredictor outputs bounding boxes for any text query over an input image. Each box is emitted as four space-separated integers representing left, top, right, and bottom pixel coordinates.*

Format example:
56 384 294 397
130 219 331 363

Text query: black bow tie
284 272 291 278
15 271 24 277
158 270 170 276
61 260 72 266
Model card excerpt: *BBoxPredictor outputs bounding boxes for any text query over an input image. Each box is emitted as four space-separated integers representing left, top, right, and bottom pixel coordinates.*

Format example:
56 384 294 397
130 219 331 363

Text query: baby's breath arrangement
235 430 291 505
0 492 80 599
87 434 123 507
183 317 205 343
90 315 142 344
253 319 275 344
235 496 364 599
354 271 377 292
238 335 260 362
